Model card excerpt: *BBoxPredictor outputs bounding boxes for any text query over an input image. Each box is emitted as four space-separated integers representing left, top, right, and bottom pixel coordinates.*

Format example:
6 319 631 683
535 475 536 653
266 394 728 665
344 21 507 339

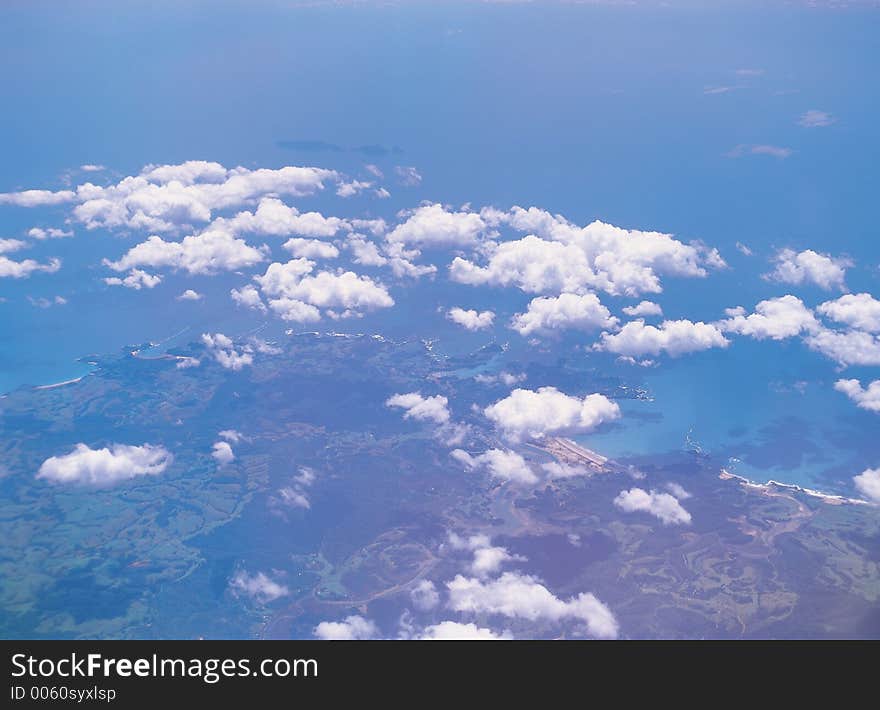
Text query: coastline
719 469 871 507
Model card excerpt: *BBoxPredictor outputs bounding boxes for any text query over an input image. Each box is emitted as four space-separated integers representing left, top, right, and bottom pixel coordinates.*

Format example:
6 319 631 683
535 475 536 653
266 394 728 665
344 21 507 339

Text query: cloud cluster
853 468 880 504
766 248 850 291
451 448 538 485
314 615 378 640
229 570 289 603
452 206 722 298
104 269 161 290
484 387 620 442
818 293 880 333
417 621 511 640
386 392 451 425
254 258 394 322
510 293 618 336
201 332 256 370
720 295 818 340
613 487 692 525
37 443 172 486
0 256 61 279
834 379 880 413
446 571 619 640
447 307 495 331
598 319 728 359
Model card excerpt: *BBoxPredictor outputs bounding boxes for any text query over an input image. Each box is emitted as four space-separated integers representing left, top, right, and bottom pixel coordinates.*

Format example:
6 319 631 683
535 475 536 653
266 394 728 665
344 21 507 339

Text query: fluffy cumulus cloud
720 295 818 340
598 319 728 359
817 293 880 333
201 332 254 370
613 487 692 525
314 615 378 640
510 292 618 336
177 289 202 301
229 570 288 603
283 238 339 259
104 269 161 290
853 468 880 504
0 256 61 279
410 580 440 611
37 443 172 486
766 248 850 291
386 392 451 425
447 533 523 577
388 203 486 248
451 448 538 485
804 328 880 367
484 387 620 442
622 300 663 318
417 621 511 640
105 230 267 275
834 379 880 412
255 259 394 322
218 197 346 238
230 284 267 313
0 161 337 233
446 571 619 640
447 307 495 331
211 441 235 465
452 207 722 298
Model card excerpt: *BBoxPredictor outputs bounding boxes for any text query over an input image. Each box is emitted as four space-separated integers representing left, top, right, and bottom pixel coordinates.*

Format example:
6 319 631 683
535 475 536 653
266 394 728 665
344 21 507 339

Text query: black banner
1 640 871 706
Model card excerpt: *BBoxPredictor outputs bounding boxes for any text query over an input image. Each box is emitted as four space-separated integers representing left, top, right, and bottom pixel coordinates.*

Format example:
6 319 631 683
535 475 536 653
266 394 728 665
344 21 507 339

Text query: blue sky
1 0 880 497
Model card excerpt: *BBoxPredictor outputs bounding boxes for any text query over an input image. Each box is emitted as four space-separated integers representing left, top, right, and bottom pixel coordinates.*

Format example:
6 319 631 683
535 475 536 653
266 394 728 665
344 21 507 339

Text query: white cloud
613 487 692 525
410 579 440 611
255 259 394 321
0 239 27 254
177 289 203 301
766 248 850 291
0 189 76 207
473 371 526 387
71 162 337 232
720 295 818 340
104 269 161 290
418 621 511 640
446 571 618 640
622 300 663 318
834 379 880 413
336 180 372 198
230 284 267 313
201 332 254 370
219 197 346 238
447 533 524 577
804 327 880 367
598 319 728 358
105 230 267 275
80 164 105 172
817 293 880 333
541 461 589 479
283 238 339 259
347 234 388 267
798 110 835 128
665 482 692 500
314 615 378 640
27 227 72 240
388 203 486 248
853 468 880 504
447 307 495 331
451 449 538 485
451 206 722 299
37 443 172 486
176 356 201 369
0 256 61 279
484 387 621 443
211 441 235 465
386 392 450 425
726 144 793 159
510 293 618 336
219 429 242 443
229 570 288 603
395 166 422 186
